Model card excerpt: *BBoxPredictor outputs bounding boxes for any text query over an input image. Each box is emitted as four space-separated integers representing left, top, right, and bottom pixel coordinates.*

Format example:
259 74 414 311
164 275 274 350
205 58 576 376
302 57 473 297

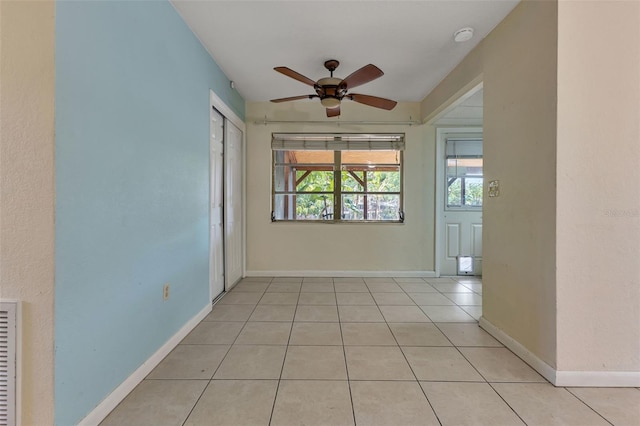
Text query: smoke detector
454 27 474 42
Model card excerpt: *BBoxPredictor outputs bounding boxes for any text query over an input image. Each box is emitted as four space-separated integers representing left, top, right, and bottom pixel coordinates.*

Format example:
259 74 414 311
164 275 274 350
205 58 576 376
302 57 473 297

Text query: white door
210 108 225 299
442 211 483 275
224 122 243 286
440 136 483 276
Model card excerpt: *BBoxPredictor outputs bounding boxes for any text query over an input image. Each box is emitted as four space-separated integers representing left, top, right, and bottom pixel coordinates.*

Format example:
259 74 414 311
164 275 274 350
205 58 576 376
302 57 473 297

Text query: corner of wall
420 42 484 123
0 1 56 424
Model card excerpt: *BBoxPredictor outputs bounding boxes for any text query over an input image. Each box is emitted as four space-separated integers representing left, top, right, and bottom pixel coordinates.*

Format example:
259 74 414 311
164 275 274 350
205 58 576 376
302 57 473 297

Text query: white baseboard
479 317 640 387
244 270 437 278
79 303 212 426
479 316 557 384
555 371 640 387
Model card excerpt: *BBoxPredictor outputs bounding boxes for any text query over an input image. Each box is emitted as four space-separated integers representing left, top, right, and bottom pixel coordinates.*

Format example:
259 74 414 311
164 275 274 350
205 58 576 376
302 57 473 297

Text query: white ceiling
171 1 518 104
436 88 483 125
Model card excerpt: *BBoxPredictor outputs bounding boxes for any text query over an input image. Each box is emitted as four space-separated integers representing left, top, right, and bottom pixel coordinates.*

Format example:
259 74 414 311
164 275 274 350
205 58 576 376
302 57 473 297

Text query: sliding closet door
224 122 243 286
209 108 225 300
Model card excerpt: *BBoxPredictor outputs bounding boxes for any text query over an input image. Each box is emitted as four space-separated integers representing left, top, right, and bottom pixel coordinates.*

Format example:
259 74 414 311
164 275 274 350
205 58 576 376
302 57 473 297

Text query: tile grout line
425 320 530 424
179 277 275 425
267 278 302 426
180 380 212 426
563 388 615 426
485 382 531 426
336 285 358 426
147 276 521 426
373 281 444 426
443 322 533 426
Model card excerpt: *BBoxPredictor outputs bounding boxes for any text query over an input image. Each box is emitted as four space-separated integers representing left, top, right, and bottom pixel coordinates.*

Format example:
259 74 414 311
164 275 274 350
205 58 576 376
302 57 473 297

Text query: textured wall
420 0 559 367
556 0 640 372
0 1 56 424
54 1 244 423
245 101 434 275
481 0 559 367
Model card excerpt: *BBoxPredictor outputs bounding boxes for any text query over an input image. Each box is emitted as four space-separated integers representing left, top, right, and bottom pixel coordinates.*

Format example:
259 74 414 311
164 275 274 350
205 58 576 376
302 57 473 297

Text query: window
272 134 404 222
446 139 483 209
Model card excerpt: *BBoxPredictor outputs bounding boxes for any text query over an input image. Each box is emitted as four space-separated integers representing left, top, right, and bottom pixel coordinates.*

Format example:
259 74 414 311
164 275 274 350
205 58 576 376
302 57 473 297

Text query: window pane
295 194 333 220
447 158 483 177
277 150 334 165
464 178 483 206
296 171 334 192
366 169 400 192
273 165 293 192
342 150 400 165
447 178 462 207
341 170 364 192
341 194 365 220
272 143 403 222
273 194 295 220
342 194 401 221
366 195 400 220
274 194 334 220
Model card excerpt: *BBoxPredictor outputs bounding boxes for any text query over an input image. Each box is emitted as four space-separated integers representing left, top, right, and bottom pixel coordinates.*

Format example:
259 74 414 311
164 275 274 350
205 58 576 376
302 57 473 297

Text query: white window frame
271 133 405 223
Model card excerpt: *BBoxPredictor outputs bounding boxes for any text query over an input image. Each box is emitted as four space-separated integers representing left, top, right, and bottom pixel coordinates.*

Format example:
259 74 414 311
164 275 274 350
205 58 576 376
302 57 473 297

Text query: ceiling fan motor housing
316 77 347 109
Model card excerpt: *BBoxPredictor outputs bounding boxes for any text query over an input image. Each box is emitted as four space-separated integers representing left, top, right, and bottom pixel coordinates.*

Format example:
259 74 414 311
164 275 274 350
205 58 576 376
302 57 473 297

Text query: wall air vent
0 301 18 426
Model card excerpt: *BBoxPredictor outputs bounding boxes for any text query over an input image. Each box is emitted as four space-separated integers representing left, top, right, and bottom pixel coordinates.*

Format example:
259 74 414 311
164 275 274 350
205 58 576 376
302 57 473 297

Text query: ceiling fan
270 60 398 118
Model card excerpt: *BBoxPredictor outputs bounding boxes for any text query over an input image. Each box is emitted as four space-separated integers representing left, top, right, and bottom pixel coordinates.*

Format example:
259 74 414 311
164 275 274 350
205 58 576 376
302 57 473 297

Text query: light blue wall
54 2 244 424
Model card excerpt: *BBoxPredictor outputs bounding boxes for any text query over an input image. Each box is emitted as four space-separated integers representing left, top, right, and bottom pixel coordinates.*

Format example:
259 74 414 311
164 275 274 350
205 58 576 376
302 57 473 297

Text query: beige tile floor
102 276 640 426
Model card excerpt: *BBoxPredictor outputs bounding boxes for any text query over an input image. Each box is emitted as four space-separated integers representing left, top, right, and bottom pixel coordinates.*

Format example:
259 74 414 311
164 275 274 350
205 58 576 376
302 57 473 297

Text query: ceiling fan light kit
271 59 398 118
320 97 341 109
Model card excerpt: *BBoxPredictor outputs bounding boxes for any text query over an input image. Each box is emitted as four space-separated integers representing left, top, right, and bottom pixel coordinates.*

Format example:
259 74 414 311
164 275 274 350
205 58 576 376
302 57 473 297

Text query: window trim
271 134 404 223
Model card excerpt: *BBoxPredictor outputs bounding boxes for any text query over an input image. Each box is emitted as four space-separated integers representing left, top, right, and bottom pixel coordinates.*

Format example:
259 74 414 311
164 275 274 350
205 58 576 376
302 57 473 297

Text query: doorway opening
436 128 483 276
433 85 483 278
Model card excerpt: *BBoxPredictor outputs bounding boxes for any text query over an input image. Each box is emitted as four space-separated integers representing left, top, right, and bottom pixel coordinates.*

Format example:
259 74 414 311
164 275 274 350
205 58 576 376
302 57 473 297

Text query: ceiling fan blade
326 106 341 117
274 67 317 87
270 95 314 103
348 94 397 110
340 64 384 90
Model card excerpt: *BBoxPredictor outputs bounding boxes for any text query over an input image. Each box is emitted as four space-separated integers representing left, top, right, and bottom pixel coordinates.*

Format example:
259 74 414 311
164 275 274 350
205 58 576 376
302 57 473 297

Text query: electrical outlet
163 283 170 301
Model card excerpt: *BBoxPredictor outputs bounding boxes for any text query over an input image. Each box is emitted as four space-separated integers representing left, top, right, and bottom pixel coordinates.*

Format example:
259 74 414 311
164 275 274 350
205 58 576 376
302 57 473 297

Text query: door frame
435 126 483 277
209 90 246 300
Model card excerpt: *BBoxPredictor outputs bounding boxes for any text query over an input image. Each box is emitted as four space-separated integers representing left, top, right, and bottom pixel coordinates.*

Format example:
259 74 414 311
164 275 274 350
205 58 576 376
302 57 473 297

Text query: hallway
101 277 639 425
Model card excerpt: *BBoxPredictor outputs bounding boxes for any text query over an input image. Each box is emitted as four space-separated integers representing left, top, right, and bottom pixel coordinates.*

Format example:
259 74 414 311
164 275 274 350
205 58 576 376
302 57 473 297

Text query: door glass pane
447 178 462 207
464 178 483 206
446 157 483 209
447 158 483 177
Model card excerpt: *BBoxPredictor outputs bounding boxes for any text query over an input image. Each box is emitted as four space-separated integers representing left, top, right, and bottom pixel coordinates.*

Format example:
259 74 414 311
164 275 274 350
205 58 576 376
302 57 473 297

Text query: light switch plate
488 180 500 197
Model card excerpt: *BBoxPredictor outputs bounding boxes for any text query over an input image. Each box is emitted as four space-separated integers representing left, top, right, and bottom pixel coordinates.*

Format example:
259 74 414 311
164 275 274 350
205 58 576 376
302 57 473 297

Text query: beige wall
422 0 559 367
423 0 640 378
420 42 483 124
482 0 559 368
245 101 435 274
0 1 56 424
556 0 640 372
